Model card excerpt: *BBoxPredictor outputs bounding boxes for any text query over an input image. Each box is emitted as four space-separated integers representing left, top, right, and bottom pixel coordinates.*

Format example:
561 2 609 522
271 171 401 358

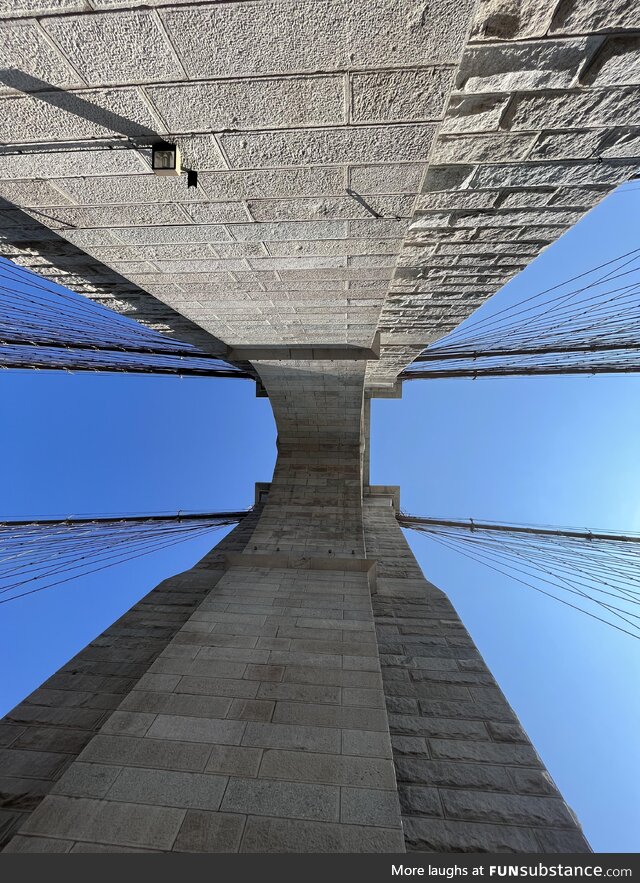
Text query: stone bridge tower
0 0 637 853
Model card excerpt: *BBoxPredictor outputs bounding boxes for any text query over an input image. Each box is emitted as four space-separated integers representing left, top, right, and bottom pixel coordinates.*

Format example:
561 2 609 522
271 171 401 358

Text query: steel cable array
0 257 250 377
402 248 640 379
0 511 247 604
398 514 640 640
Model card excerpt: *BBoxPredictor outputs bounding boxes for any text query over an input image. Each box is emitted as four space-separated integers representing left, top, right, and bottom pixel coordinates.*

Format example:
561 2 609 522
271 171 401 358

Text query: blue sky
1 182 639 852
0 373 276 713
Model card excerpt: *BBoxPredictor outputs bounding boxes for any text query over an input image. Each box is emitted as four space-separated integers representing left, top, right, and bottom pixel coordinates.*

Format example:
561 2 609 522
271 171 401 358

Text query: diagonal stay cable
0 510 250 604
419 530 640 641
399 514 640 640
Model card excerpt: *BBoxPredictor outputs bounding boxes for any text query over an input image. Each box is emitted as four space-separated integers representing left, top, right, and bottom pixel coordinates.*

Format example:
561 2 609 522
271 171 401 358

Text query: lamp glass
153 149 176 170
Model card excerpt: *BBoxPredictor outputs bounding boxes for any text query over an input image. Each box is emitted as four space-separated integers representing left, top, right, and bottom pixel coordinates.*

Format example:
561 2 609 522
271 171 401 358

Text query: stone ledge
366 381 403 399
229 335 379 362
224 552 378 593
365 485 401 512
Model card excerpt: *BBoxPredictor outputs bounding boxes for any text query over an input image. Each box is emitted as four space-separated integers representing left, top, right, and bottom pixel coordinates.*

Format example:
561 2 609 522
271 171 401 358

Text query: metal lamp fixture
151 142 181 176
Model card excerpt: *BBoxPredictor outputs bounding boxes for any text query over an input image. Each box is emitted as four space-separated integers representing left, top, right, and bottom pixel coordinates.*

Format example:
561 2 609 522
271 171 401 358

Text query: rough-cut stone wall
1 1 635 383
367 0 640 386
363 489 590 853
0 0 477 356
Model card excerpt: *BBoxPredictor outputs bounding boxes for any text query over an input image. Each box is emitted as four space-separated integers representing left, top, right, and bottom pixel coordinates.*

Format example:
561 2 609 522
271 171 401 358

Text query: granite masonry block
222 777 339 822
403 817 539 853
398 784 443 818
146 714 246 746
240 815 405 853
272 702 388 732
439 788 578 828
242 722 341 754
340 786 402 827
78 735 211 772
173 810 246 853
106 767 229 811
51 763 121 799
258 749 397 788
20 795 185 850
205 746 263 778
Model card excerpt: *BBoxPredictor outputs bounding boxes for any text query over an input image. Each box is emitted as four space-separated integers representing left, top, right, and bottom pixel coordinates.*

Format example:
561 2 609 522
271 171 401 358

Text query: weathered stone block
106 767 228 811
113 225 233 245
256 683 341 705
161 0 473 80
147 76 345 132
0 0 84 15
341 787 402 827
341 729 393 758
219 125 436 170
507 88 640 132
55 175 206 207
472 161 637 189
431 133 536 164
173 810 245 853
227 699 275 722
78 734 211 772
258 748 396 788
403 816 538 852
442 95 509 133
242 721 341 754
395 757 514 792
458 38 596 94
440 788 578 828
470 0 557 42
101 711 156 737
550 0 640 35
0 89 161 144
351 68 453 123
240 815 404 852
199 168 345 201
429 738 541 766
0 150 148 181
221 777 339 822
24 203 190 230
146 714 245 746
0 748 69 781
399 784 443 817
205 745 262 778
3 834 73 853
0 20 81 94
535 827 591 853
249 196 413 223
20 795 185 850
388 714 488 740
42 10 183 86
349 164 425 194
486 721 528 743
509 768 560 796
581 36 640 87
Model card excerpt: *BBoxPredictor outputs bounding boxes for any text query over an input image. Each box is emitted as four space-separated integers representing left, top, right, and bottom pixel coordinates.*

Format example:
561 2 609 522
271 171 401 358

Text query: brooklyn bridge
0 0 638 854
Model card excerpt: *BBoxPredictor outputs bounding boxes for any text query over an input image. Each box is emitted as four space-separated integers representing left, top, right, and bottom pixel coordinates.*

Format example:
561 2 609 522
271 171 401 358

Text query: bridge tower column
363 485 590 853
